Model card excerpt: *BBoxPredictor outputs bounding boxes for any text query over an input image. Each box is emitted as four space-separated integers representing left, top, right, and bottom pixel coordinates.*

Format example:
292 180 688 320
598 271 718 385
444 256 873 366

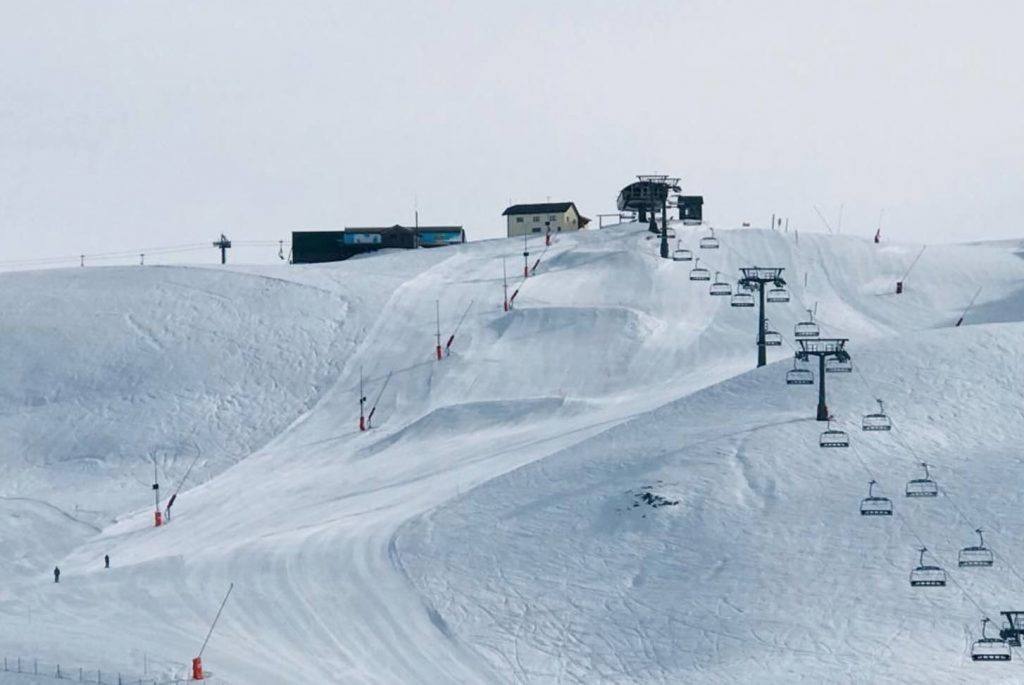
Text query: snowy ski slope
1 222 1023 683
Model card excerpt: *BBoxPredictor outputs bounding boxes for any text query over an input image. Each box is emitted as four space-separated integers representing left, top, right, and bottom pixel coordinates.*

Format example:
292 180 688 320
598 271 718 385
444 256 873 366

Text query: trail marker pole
435 300 443 361
193 583 234 680
152 462 162 527
522 235 530 278
358 367 367 431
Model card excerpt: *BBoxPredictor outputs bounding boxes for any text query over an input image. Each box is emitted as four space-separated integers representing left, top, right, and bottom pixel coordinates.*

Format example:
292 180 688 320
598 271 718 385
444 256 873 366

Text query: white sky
1 0 1022 268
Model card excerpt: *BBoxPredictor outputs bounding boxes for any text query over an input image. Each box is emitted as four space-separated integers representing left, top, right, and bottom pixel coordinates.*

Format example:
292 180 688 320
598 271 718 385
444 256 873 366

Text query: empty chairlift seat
699 228 719 249
786 359 814 385
819 418 849 448
972 619 1011 661
825 357 853 373
672 241 693 262
905 462 938 498
766 286 790 303
860 480 893 516
794 309 820 338
731 290 754 307
709 273 732 296
689 258 711 281
909 547 947 587
763 319 782 346
959 529 994 568
862 399 892 431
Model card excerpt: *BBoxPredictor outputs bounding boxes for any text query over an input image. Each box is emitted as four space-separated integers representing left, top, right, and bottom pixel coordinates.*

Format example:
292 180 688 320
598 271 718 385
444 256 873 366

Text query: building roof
502 202 577 216
345 224 463 234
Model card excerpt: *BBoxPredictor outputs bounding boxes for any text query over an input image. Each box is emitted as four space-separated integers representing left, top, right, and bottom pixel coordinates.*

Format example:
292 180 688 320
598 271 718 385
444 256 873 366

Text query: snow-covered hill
1 223 1023 683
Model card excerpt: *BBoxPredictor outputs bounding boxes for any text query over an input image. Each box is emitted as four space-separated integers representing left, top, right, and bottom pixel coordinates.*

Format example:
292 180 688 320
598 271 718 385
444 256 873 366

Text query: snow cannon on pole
192 582 234 680
445 301 474 357
366 371 392 429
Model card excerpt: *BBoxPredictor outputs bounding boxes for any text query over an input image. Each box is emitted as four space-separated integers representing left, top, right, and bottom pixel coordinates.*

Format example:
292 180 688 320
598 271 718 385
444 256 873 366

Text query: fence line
1 656 214 684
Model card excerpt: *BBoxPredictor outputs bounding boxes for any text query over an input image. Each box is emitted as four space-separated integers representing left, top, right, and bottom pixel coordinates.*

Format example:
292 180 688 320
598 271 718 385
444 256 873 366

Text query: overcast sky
1 1 1022 268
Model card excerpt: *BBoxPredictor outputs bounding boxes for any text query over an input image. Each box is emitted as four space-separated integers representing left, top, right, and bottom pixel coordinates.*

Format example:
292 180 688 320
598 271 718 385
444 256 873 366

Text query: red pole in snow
435 300 443 361
523 235 530 278
358 368 367 431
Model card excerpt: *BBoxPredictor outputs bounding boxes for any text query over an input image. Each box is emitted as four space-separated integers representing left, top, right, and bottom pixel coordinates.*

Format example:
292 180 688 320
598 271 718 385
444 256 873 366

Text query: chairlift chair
819 417 849 448
786 358 814 385
709 273 732 296
959 528 994 568
905 462 938 498
860 480 893 516
766 286 790 303
825 357 853 374
763 319 782 346
689 258 711 281
972 618 1011 661
731 291 754 308
862 399 892 431
672 241 693 262
699 228 719 249
794 309 820 338
909 547 947 587
999 612 1024 647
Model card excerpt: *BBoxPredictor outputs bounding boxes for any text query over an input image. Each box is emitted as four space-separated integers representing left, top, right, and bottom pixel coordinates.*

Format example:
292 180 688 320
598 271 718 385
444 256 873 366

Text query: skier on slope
53 566 60 583
104 554 110 569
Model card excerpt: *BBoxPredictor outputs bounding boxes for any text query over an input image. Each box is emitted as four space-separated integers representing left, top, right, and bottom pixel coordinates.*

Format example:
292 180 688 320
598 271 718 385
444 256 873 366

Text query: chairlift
794 309 820 338
825 357 853 374
860 480 893 516
699 228 719 249
905 462 938 498
862 399 891 431
819 417 849 448
689 258 711 281
786 358 814 385
972 618 1011 661
709 273 732 296
763 319 782 346
731 290 754 308
766 286 790 303
672 241 693 262
909 547 947 587
959 528 994 568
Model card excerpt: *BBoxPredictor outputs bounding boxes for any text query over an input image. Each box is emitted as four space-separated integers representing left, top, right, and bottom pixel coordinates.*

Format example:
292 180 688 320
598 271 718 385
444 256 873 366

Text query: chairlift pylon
909 546 947 587
972 618 1011 661
862 399 891 431
959 528 994 568
860 479 893 516
699 227 719 249
689 258 710 281
709 272 732 296
905 462 938 498
786 358 814 385
794 309 820 338
819 416 849 448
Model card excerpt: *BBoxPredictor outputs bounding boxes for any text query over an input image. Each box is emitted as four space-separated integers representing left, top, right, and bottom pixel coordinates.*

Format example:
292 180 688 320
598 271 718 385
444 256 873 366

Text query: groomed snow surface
2 222 1024 683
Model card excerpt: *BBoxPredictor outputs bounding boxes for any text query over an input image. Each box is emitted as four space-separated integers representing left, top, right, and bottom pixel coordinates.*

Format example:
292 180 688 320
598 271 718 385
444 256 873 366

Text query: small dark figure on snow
104 554 110 569
53 566 60 583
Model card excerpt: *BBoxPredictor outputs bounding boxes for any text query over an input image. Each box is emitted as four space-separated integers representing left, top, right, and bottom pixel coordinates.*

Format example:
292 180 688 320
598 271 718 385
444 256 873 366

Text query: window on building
532 227 542 233
532 216 540 222
516 217 524 223
548 214 557 221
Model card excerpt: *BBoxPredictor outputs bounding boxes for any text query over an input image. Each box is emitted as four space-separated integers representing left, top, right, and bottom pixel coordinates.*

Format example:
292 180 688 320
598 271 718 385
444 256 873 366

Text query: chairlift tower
796 337 851 421
637 175 680 260
213 234 232 265
738 267 786 368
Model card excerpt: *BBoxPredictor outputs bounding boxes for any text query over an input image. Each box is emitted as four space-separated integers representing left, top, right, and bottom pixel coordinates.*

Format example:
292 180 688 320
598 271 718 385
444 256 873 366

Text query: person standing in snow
104 554 110 569
53 566 60 583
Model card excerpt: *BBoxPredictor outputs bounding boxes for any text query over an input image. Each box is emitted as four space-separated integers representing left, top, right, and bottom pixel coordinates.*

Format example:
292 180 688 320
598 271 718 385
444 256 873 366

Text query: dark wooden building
291 225 465 264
